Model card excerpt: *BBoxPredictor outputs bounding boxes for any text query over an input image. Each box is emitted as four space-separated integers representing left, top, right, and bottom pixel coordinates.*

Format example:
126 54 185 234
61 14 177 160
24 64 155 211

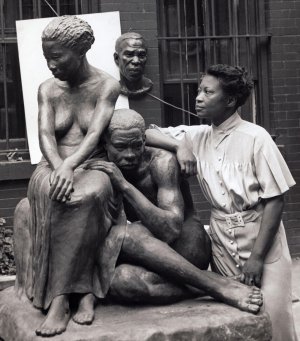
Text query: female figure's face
42 40 82 81
195 75 234 125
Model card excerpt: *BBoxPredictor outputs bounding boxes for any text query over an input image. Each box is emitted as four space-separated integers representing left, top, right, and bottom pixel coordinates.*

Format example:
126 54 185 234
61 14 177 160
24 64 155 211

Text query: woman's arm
38 82 63 170
145 128 197 177
241 194 284 287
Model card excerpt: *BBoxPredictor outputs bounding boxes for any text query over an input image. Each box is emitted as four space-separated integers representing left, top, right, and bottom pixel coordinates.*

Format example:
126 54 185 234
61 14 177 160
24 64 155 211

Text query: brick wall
265 0 300 256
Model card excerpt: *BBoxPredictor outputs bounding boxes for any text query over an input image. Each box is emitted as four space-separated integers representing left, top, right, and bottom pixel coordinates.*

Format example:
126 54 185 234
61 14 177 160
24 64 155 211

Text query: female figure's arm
38 82 63 171
241 195 284 287
145 128 197 177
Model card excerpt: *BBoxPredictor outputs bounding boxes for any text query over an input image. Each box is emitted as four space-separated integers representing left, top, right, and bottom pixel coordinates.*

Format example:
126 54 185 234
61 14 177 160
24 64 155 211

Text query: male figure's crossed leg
109 222 262 313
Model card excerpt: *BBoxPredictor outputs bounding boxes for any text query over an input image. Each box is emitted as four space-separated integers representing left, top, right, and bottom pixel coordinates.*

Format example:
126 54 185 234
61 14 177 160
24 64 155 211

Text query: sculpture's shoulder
146 147 178 181
38 78 62 100
92 67 120 95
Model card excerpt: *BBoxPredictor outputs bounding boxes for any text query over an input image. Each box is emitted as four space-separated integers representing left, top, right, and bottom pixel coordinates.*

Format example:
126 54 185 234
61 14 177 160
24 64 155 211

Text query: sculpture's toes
73 312 94 325
250 298 263 306
245 302 260 314
250 288 263 304
35 316 69 337
252 287 262 294
249 292 262 299
36 325 66 337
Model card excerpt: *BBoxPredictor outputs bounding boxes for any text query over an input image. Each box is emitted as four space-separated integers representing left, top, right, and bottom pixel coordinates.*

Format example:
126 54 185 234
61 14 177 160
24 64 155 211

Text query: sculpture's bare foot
36 295 70 337
220 280 263 314
73 293 95 325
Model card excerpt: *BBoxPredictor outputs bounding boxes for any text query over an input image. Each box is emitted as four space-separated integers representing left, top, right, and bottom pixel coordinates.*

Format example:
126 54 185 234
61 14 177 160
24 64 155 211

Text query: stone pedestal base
0 286 271 341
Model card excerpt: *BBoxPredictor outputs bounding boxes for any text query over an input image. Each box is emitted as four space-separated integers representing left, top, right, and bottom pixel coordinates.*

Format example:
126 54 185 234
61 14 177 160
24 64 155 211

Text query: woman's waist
57 144 106 160
211 203 264 228
38 148 107 170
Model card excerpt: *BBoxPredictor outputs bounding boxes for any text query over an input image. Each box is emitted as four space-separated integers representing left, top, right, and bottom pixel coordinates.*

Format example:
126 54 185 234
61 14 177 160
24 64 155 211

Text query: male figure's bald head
104 109 146 171
115 32 147 53
106 109 145 137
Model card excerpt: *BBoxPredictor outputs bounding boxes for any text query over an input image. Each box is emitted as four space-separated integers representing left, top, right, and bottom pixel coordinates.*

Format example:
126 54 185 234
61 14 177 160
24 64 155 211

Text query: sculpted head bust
114 32 153 98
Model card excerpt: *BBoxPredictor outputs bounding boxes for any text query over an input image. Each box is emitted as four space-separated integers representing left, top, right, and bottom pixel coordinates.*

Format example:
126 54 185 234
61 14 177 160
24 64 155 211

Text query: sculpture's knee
124 223 153 248
109 264 151 303
13 198 30 231
13 198 31 298
71 170 112 205
13 198 30 249
172 215 211 270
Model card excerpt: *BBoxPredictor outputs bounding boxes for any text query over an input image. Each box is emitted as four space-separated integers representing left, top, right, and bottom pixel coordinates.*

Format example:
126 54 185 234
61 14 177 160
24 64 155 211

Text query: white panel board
16 12 128 164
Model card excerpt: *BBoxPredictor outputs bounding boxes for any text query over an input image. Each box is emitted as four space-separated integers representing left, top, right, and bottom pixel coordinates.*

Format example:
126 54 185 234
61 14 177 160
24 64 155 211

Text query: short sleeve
148 124 201 140
185 125 210 157
254 130 296 199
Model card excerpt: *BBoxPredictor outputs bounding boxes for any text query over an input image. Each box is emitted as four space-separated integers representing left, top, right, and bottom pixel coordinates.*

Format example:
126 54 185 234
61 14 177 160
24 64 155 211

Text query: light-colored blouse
156 112 295 214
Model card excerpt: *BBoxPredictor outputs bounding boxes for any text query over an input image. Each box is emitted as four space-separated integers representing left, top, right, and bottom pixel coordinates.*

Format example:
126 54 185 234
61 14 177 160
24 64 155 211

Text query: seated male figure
103 109 210 303
87 109 263 312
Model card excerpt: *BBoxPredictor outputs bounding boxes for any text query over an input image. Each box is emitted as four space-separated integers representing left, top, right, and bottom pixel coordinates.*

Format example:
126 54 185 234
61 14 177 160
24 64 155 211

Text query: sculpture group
12 15 297 341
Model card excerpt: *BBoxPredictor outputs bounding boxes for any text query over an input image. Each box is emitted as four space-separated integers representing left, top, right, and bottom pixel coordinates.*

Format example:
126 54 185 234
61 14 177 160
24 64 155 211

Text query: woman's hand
176 142 197 177
49 161 74 202
240 254 264 287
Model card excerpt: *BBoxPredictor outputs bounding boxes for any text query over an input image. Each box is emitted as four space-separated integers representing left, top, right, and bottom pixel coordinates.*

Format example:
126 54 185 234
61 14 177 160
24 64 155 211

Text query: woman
15 16 124 337
146 64 297 341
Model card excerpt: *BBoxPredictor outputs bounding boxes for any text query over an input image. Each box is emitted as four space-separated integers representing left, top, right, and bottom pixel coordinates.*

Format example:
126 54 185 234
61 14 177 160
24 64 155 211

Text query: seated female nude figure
13 16 123 337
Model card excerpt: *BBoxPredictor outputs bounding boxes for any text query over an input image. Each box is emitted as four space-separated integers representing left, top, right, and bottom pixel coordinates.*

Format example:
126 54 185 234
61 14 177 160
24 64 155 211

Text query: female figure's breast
53 88 98 157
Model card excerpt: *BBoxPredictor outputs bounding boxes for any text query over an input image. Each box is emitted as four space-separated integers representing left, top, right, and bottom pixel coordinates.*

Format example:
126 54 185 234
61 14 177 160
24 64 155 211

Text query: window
157 0 271 129
0 0 100 156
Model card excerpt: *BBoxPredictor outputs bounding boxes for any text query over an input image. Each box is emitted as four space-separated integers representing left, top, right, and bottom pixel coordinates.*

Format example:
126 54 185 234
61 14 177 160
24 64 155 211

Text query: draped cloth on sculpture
24 158 126 310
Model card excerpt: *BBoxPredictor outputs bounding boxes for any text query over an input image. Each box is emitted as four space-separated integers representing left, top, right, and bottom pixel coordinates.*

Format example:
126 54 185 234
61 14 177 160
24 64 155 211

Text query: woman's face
195 75 231 124
42 40 82 81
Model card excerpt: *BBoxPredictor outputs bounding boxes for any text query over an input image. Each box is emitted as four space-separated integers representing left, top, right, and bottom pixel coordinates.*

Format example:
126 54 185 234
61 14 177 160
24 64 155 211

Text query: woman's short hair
42 15 95 54
206 64 253 108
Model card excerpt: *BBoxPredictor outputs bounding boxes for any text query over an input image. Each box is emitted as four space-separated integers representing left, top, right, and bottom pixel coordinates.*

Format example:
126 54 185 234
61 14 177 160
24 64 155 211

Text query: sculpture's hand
240 254 264 288
86 160 127 192
49 161 74 202
176 143 197 178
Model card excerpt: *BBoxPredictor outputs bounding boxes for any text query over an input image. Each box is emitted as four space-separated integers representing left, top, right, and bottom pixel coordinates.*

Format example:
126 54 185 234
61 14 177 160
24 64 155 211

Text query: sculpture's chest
53 90 97 134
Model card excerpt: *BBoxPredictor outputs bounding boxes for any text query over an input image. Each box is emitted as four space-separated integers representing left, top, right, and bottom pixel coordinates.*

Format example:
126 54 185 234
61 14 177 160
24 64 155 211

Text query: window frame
0 0 100 155
157 0 271 130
